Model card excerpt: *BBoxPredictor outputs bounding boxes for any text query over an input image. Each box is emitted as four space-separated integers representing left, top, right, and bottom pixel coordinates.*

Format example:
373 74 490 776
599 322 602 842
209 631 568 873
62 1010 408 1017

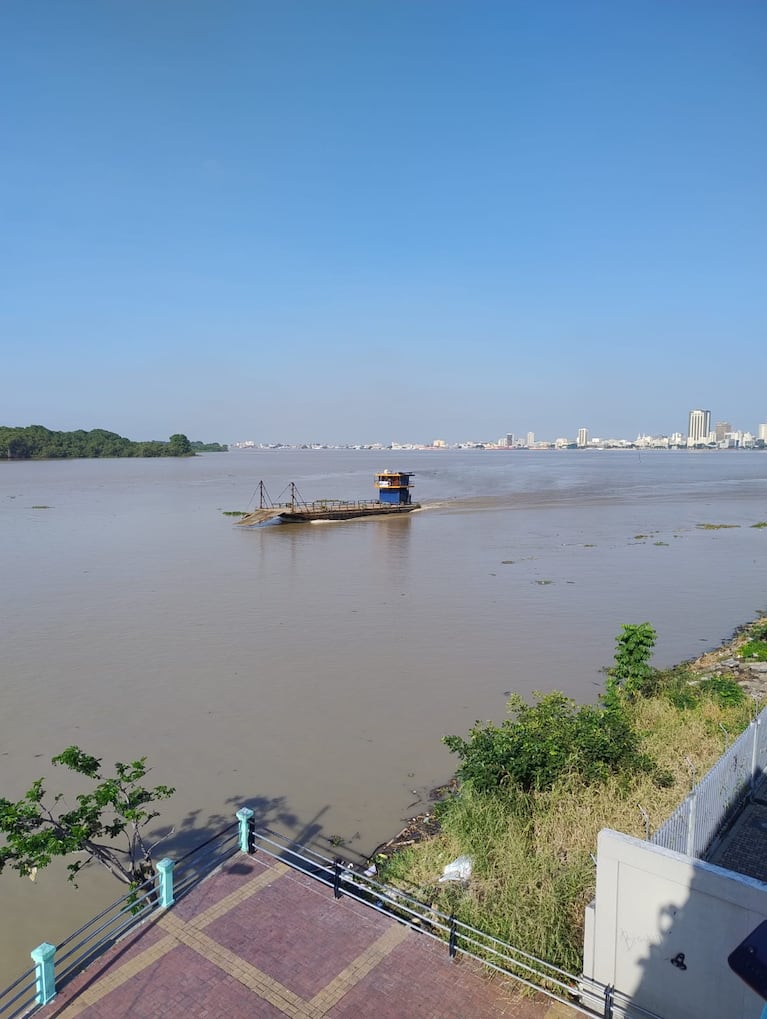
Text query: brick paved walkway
39 852 580 1019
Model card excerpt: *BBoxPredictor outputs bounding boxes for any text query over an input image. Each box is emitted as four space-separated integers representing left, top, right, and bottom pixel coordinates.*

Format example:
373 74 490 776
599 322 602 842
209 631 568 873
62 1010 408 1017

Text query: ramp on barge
236 508 282 526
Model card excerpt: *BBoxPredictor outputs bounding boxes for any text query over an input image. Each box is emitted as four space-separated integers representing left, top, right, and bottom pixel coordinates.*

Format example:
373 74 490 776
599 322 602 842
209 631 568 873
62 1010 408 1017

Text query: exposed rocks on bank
689 616 767 701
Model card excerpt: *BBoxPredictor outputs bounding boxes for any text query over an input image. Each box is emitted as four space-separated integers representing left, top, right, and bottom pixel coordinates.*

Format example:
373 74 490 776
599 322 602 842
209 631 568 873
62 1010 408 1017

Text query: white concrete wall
582 829 767 1019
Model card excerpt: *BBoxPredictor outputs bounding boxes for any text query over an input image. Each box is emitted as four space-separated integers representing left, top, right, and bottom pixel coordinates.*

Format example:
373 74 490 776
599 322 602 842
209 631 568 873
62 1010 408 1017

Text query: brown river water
1 449 766 984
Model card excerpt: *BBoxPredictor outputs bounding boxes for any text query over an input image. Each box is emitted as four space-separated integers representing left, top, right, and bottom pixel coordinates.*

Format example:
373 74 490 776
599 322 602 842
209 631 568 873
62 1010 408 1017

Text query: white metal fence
651 706 767 858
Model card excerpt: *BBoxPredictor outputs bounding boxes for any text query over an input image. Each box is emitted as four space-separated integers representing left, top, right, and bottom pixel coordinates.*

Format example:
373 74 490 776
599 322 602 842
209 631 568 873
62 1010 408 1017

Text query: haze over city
1 2 764 444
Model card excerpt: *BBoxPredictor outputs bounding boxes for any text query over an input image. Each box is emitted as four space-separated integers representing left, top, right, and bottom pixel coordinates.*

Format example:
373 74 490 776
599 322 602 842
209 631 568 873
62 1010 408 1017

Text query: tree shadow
159 792 300 858
143 791 371 885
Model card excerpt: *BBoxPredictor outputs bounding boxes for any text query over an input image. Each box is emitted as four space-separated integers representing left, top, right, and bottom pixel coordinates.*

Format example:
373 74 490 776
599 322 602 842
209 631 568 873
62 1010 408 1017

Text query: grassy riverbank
376 619 766 973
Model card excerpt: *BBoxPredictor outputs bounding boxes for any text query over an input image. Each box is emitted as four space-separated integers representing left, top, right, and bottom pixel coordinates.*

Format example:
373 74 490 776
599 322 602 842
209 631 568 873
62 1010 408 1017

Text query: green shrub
443 691 651 793
740 640 767 662
665 684 699 711
650 665 699 709
699 675 746 707
650 665 746 710
390 623 758 975
605 623 657 702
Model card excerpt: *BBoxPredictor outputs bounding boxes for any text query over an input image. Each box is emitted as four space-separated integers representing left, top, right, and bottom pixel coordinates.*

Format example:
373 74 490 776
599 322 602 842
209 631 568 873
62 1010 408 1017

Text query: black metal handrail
0 816 667 1019
238 822 666 1019
54 880 158 981
239 823 595 1015
0 820 241 1018
0 967 37 1019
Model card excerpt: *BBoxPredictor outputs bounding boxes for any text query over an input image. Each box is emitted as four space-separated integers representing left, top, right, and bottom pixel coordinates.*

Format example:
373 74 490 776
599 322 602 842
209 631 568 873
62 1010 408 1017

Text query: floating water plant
696 523 740 530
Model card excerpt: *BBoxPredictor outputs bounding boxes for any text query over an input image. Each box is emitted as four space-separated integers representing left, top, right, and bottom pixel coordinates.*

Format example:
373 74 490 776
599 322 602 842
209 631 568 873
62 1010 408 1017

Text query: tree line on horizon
0 425 227 460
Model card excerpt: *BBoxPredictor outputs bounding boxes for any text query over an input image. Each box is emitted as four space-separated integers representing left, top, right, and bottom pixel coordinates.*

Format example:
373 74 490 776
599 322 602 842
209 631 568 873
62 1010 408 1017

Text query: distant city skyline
231 405 767 451
1 3 764 444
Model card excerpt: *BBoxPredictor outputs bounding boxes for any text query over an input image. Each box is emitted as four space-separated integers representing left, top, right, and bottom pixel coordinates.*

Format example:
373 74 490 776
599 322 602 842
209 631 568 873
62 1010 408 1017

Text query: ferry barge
236 471 419 526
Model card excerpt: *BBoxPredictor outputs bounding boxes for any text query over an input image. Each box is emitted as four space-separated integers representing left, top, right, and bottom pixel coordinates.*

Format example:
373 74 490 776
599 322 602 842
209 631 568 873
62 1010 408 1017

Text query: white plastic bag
438 854 472 882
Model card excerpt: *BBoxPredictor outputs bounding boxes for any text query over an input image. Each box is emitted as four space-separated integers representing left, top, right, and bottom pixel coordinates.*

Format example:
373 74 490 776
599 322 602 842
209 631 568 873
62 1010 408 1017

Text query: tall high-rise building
526 431 535 447
687 409 711 445
577 427 589 448
715 421 731 442
759 423 767 442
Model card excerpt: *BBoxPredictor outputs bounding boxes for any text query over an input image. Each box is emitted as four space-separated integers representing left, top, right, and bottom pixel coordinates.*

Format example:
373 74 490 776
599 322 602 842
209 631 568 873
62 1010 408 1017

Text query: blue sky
1 2 765 444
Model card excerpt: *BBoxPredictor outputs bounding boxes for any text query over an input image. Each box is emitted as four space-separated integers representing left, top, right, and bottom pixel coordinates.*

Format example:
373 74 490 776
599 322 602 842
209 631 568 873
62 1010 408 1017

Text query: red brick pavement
38 853 581 1019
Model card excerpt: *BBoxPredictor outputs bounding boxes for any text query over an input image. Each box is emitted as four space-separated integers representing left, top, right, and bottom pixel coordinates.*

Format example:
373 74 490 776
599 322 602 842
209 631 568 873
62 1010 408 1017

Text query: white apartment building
687 408 712 445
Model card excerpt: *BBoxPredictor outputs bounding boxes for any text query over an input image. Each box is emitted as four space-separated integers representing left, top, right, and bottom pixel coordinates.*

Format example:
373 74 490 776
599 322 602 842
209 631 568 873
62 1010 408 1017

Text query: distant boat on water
236 472 419 525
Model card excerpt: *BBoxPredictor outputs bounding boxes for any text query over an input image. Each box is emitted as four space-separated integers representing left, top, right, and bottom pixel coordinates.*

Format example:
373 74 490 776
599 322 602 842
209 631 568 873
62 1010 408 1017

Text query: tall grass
380 680 756 973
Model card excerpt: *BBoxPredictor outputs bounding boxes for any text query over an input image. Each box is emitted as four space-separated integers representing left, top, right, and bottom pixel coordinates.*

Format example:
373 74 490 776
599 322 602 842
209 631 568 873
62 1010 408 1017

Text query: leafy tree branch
0 747 174 887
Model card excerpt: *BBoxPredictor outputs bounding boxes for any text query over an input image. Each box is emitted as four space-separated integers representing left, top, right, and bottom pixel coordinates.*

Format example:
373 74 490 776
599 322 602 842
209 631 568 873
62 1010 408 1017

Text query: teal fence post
157 858 175 908
31 942 56 1005
237 807 255 853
